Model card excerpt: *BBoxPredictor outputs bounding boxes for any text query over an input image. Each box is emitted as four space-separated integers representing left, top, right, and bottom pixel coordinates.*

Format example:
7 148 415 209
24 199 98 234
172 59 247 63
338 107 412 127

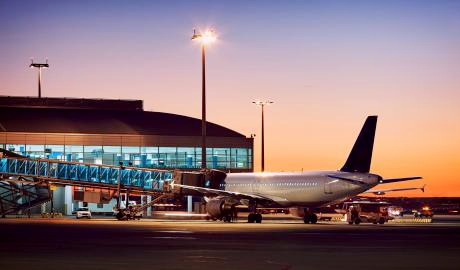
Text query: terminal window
2 144 252 170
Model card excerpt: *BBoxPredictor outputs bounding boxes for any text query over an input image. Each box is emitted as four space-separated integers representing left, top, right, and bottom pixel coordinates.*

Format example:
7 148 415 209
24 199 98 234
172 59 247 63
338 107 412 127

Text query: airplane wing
379 176 422 184
172 183 273 201
363 185 425 195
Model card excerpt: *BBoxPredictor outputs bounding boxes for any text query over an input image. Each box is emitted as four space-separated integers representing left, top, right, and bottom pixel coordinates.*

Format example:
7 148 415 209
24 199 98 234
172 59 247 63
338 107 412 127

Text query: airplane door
252 179 260 193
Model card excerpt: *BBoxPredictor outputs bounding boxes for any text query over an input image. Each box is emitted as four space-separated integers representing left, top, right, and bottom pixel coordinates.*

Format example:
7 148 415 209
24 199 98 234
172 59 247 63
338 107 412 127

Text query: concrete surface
1 217 459 270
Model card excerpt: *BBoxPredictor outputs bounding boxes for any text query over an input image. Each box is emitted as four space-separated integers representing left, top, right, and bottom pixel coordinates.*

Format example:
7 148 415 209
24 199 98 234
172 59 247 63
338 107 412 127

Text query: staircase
0 179 51 217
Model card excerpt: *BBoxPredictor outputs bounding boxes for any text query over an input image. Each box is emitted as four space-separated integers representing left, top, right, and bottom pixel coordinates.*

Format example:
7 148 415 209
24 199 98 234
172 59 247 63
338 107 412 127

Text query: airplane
172 116 423 223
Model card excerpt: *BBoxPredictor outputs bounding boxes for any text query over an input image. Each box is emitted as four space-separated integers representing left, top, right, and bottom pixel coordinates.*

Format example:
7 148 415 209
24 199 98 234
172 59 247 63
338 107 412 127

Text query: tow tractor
342 201 393 225
115 194 169 220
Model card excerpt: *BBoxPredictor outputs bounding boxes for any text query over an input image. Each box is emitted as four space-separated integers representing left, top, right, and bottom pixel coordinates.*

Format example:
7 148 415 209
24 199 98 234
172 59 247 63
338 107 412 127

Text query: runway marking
157 230 194 234
147 236 197 240
185 255 228 263
266 260 293 270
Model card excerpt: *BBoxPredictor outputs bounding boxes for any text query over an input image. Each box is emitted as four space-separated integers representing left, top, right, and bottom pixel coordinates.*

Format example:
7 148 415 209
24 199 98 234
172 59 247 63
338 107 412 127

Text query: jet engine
206 197 238 220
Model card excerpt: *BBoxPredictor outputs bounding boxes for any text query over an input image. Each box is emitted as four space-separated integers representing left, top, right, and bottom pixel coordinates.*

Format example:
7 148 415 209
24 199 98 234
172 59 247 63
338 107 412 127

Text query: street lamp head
191 29 201 40
191 29 217 45
29 58 50 69
252 100 274 106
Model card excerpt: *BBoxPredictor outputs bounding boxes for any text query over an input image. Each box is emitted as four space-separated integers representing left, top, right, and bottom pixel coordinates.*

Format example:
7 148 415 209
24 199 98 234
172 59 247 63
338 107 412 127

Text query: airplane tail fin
340 116 377 173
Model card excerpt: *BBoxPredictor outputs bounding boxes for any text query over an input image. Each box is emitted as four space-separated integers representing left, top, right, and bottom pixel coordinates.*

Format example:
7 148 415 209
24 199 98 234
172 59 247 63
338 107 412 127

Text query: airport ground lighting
191 29 217 169
252 100 274 172
29 59 49 98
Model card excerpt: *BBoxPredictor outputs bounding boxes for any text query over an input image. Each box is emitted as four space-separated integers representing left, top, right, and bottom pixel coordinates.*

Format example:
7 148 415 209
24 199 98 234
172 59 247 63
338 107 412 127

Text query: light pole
191 29 216 169
29 58 49 98
252 101 273 172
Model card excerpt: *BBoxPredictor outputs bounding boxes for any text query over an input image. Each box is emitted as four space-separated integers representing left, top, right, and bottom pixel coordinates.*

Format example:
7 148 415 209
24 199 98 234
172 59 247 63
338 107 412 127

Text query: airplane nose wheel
248 213 262 223
247 200 262 223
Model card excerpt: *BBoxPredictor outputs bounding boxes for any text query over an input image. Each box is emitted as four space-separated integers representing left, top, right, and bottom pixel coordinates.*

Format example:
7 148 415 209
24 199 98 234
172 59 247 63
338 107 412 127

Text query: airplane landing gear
303 213 318 224
248 213 262 223
303 209 318 224
222 215 233 223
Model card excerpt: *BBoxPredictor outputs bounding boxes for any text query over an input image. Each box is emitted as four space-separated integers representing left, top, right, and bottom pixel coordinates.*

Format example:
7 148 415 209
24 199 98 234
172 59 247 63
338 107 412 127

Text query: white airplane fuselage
222 171 380 207
178 116 422 223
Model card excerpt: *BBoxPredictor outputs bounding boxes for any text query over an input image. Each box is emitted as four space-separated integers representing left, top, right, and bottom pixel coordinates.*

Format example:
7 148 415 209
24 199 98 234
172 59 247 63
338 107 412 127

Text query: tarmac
1 216 460 270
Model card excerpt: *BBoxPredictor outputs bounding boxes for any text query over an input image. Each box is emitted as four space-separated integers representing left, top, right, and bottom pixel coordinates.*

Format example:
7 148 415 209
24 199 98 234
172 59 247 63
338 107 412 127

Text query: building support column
187 195 193 213
147 195 152 217
64 185 73 216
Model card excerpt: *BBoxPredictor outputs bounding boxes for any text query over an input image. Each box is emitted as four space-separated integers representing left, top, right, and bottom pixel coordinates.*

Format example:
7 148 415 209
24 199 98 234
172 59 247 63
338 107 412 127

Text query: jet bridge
0 153 174 216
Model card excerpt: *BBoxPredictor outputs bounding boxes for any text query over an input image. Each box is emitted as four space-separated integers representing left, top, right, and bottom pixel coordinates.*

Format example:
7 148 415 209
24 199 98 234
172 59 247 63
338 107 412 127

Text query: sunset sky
1 1 459 196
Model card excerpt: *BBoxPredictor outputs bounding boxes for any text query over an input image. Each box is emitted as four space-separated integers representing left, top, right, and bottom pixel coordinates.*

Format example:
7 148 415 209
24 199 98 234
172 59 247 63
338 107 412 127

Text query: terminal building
0 96 254 215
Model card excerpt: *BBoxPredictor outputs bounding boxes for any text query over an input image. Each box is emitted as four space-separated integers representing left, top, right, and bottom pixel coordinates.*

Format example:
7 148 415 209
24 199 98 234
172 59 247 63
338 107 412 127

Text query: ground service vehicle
415 206 434 218
344 201 392 225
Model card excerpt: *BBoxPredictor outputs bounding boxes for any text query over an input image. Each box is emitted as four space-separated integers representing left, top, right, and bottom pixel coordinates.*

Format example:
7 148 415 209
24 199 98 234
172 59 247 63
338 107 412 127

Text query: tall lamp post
252 101 273 172
29 58 49 98
191 29 216 169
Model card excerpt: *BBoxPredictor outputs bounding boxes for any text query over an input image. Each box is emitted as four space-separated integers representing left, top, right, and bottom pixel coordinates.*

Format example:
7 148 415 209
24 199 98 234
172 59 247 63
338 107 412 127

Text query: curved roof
0 107 245 137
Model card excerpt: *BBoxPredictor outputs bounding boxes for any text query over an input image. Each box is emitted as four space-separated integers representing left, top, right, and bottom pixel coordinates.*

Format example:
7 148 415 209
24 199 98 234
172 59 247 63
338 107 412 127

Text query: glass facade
3 144 252 170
